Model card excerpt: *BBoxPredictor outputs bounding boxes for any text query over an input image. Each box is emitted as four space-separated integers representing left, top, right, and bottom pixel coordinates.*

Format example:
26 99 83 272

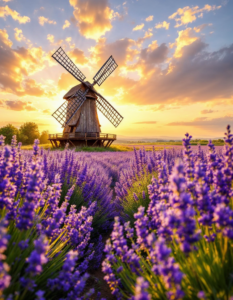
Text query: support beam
68 139 75 147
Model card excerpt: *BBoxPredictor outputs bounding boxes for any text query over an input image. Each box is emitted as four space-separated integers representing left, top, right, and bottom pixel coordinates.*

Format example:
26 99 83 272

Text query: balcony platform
48 133 116 148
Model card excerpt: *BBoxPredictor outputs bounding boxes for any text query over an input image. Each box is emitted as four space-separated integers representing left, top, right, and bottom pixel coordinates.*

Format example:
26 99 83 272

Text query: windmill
48 47 123 148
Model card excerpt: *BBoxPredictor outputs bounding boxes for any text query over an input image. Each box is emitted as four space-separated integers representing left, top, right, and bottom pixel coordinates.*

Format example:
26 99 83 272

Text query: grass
115 141 224 146
21 144 168 152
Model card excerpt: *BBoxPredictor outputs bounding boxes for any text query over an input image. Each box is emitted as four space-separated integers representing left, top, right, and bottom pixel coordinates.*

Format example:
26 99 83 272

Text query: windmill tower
49 47 123 148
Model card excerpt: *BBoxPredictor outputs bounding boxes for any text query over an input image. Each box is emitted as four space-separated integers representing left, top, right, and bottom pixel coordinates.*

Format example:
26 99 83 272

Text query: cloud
133 23 144 31
62 20 70 29
68 48 88 65
171 27 201 58
90 37 138 70
155 21 170 30
201 109 216 114
167 116 233 130
42 109 51 114
169 5 221 27
14 28 31 45
38 16 56 26
69 0 113 41
134 121 157 124
151 104 180 111
194 23 211 33
1 99 38 111
2 0 12 2
101 33 233 108
0 28 52 97
145 15 153 22
57 73 78 91
128 40 169 77
47 34 54 43
0 5 30 23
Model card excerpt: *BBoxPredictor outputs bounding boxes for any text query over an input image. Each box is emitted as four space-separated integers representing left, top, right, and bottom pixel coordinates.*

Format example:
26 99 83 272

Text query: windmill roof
63 82 97 100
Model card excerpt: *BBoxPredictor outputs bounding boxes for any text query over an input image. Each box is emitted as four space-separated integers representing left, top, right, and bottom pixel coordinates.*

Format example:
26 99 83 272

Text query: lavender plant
0 137 107 299
103 125 233 300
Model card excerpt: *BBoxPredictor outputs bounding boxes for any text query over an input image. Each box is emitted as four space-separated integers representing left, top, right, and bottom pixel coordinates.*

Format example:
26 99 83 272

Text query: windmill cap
63 81 97 100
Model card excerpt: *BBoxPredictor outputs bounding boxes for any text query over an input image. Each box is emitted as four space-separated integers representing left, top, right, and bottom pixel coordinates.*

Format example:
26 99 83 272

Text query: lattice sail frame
93 55 118 86
51 47 123 128
52 47 86 83
52 90 87 127
96 93 123 127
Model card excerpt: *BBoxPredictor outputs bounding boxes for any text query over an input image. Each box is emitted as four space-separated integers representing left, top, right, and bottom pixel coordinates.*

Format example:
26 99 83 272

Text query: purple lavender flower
134 277 151 300
26 235 49 276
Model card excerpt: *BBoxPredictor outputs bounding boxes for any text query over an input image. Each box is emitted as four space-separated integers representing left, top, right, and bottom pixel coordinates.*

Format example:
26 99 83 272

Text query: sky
0 0 233 139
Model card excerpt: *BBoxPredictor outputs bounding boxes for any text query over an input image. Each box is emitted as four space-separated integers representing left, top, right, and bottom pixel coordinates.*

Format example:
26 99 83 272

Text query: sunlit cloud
201 109 216 114
0 99 38 111
38 16 56 26
167 116 233 130
0 5 30 23
169 4 221 27
134 121 157 124
171 27 199 58
47 34 54 43
133 23 144 31
62 20 70 29
0 28 54 97
14 28 31 45
145 15 153 22
69 0 113 41
155 21 170 30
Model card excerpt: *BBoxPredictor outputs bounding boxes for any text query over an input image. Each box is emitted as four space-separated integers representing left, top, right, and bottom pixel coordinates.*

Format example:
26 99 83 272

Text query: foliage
19 122 40 145
39 130 49 144
0 124 19 144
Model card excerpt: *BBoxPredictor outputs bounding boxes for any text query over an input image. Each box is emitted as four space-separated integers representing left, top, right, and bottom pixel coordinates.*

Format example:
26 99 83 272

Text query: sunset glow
0 0 232 139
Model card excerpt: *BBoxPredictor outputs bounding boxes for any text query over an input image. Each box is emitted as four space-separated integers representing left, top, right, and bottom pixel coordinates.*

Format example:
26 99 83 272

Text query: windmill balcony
48 132 116 148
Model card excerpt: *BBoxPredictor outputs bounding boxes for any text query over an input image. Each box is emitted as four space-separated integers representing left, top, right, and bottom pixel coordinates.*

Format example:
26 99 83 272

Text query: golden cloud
155 21 170 30
14 28 31 45
68 48 88 65
133 23 144 31
0 29 52 97
62 20 70 29
145 15 153 22
69 0 113 41
172 28 198 58
0 99 38 111
47 34 54 43
169 5 221 27
89 37 138 71
0 5 30 23
38 16 56 26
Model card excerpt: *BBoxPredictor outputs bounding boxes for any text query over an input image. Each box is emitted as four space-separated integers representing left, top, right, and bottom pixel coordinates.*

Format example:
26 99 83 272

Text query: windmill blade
93 55 118 86
52 89 88 127
52 47 86 83
95 92 123 127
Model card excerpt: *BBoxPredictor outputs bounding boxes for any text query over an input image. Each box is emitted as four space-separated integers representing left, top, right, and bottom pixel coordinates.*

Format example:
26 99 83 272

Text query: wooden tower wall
63 98 101 134
75 98 101 133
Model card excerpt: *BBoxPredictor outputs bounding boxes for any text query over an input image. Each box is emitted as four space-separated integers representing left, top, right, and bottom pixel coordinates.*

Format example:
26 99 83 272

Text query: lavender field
0 126 232 300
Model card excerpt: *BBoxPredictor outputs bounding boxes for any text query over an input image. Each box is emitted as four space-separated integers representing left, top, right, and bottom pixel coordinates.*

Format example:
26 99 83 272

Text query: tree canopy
19 122 40 145
0 124 19 145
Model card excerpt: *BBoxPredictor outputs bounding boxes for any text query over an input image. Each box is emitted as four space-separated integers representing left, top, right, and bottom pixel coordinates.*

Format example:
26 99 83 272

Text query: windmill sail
95 92 123 127
52 47 86 83
93 55 118 86
52 89 87 127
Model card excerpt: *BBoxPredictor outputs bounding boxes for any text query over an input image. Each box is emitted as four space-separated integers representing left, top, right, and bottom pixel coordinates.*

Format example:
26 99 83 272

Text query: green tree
39 130 49 144
0 124 19 144
19 122 40 145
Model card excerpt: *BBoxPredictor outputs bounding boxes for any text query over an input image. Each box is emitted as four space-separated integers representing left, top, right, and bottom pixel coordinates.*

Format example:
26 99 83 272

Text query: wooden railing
49 133 116 140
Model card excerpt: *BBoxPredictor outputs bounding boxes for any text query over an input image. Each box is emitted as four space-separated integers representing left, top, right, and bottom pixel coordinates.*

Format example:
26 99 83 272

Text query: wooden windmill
48 47 123 148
